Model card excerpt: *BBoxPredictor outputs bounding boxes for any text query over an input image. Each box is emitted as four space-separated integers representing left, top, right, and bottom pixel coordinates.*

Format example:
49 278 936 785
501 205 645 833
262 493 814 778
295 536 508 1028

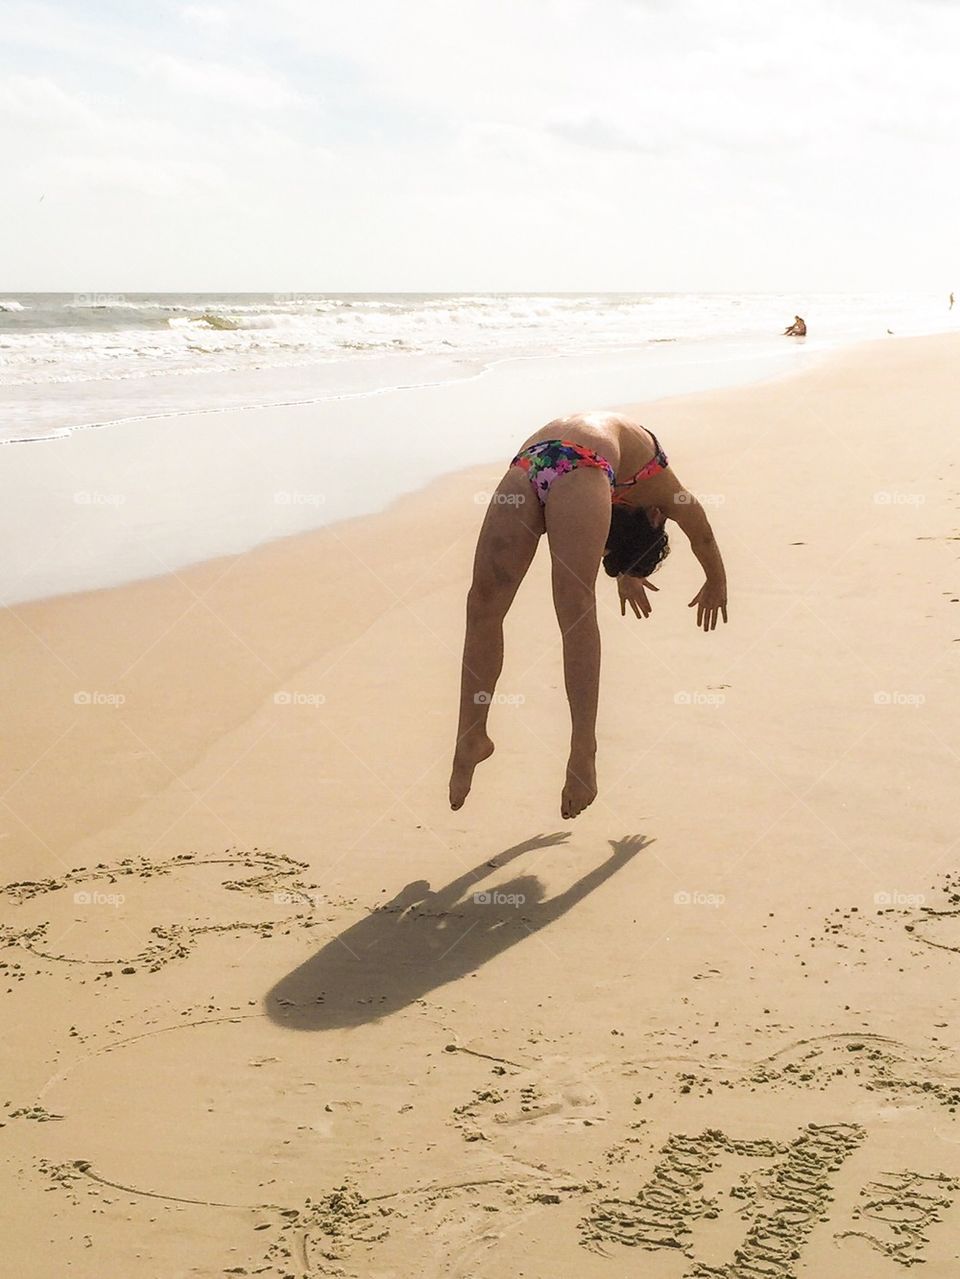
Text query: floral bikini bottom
510 435 668 506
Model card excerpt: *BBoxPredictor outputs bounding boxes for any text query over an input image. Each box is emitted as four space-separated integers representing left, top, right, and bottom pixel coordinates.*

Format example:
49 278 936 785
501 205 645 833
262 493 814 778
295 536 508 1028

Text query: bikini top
613 429 669 490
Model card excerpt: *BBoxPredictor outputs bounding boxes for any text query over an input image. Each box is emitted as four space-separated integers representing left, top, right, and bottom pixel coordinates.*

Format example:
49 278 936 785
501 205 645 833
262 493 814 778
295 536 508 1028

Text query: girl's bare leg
449 472 543 809
543 469 612 820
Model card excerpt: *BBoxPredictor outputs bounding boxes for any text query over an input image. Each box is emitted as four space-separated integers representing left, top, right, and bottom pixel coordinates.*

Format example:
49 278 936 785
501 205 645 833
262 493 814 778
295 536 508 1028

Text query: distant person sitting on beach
783 315 807 336
449 412 727 820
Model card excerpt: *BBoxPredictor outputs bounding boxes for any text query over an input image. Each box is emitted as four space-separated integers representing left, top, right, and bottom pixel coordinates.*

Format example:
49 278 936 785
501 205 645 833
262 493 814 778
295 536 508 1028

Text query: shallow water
1 290 956 444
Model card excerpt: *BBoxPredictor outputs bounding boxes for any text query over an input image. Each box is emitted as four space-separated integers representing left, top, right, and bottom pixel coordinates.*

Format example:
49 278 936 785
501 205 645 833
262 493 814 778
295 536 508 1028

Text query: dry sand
2 333 960 1277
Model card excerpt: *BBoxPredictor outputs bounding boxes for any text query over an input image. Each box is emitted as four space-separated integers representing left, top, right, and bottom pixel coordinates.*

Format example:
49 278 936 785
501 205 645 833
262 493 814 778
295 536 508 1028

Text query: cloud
150 55 310 111
546 117 664 155
4 0 960 288
179 3 230 26
44 152 225 198
0 73 97 129
456 121 558 166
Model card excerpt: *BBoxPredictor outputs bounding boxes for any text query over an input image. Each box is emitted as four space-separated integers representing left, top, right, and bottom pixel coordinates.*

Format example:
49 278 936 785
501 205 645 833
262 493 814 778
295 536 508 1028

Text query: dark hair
603 504 670 578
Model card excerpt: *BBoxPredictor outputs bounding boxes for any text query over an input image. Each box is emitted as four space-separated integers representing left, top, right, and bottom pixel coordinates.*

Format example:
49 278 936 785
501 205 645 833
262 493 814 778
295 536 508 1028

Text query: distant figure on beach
450 412 727 820
783 315 806 336
950 292 955 311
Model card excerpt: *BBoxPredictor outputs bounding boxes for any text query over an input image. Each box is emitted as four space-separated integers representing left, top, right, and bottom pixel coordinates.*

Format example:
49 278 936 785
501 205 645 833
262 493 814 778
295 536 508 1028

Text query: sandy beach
3 332 960 1277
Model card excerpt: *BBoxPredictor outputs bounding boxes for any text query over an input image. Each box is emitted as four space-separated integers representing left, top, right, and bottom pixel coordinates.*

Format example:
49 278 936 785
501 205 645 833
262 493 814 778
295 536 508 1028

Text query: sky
2 0 959 291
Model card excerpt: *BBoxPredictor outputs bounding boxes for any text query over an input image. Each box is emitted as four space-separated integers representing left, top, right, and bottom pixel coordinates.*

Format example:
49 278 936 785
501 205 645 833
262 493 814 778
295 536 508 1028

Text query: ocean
1 291 956 445
1 290 956 602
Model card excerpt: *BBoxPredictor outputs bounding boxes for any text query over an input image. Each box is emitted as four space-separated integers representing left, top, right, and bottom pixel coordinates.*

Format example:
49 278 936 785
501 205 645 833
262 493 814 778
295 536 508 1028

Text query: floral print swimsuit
510 434 668 506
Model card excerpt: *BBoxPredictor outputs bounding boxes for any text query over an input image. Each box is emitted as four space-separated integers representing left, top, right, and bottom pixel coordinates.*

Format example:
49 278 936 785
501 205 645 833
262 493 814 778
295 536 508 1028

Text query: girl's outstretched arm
611 463 728 632
662 487 728 632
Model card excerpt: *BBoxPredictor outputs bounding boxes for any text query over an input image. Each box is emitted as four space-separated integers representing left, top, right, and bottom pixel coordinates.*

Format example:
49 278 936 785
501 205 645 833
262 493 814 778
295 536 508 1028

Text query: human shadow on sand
264 832 651 1031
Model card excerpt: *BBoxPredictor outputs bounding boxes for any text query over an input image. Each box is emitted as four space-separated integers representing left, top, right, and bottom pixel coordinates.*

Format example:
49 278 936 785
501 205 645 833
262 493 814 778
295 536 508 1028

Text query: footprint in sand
450 1056 609 1147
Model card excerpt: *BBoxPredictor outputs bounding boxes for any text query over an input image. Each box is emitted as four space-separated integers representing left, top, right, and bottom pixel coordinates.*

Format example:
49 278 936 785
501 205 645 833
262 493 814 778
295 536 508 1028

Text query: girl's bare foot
449 732 495 810
561 752 597 820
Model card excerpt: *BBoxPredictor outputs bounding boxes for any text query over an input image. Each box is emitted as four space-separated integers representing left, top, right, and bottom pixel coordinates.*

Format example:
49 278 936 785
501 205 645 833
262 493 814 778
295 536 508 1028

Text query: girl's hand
618 575 659 619
688 580 728 632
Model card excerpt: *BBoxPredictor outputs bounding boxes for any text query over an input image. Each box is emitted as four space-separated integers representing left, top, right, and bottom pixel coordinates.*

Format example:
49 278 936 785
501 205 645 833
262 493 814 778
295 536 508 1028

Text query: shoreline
3 319 939 447
1 340 798 447
0 328 936 607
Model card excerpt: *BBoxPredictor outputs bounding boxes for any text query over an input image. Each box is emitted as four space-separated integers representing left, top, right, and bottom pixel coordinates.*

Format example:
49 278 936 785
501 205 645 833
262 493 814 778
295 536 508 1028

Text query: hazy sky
2 0 959 291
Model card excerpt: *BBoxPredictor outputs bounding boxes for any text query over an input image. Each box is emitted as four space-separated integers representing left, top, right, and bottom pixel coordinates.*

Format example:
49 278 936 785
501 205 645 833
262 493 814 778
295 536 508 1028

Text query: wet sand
2 333 960 1276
